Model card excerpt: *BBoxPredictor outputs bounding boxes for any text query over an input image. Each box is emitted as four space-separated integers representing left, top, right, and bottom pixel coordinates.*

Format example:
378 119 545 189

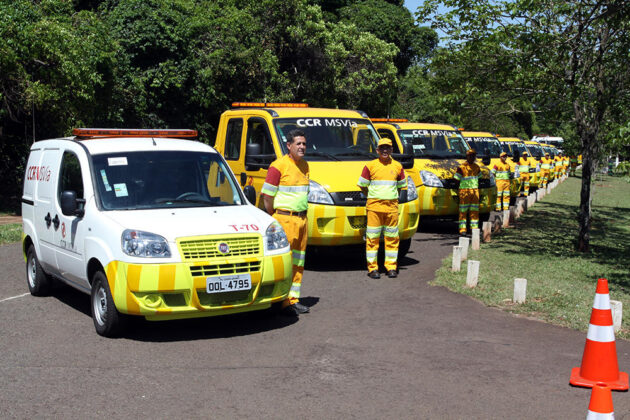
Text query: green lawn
0 223 22 245
432 173 630 340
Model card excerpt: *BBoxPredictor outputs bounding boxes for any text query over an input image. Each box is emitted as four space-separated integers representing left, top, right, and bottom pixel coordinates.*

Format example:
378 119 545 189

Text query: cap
500 152 507 157
545 152 550 156
378 138 393 147
522 151 528 155
466 149 477 156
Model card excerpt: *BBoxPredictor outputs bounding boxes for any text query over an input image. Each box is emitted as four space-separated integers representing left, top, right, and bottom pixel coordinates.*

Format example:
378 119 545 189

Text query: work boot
386 270 398 278
367 270 380 279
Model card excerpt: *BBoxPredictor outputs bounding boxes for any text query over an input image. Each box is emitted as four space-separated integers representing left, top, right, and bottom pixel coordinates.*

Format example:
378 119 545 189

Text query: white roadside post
514 278 527 303
482 222 492 242
471 229 480 250
611 300 623 333
502 209 510 228
466 260 480 288
459 237 469 261
452 246 462 272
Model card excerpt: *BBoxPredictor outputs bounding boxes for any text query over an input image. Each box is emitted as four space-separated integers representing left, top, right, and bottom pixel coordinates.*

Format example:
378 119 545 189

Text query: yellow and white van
371 121 496 218
22 129 293 337
213 103 420 256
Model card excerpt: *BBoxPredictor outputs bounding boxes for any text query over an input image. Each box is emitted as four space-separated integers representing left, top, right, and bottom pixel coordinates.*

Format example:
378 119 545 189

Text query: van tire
26 245 52 296
398 238 412 259
91 271 126 337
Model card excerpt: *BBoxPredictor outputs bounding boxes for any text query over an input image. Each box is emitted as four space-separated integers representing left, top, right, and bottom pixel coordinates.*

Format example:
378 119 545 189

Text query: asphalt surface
1 223 629 419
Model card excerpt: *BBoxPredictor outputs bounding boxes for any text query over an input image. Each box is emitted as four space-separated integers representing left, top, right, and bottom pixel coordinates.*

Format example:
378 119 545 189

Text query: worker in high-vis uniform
540 152 554 188
563 153 570 176
357 138 406 279
518 151 534 197
491 151 512 211
261 129 310 316
569 155 578 176
454 149 482 235
554 151 564 179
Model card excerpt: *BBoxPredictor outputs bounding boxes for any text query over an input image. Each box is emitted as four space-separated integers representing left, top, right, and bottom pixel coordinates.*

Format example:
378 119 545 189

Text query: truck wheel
91 271 126 337
26 245 52 296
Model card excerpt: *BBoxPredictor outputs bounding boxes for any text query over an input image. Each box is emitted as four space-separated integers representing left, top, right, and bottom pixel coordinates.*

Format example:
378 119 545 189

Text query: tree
418 0 630 251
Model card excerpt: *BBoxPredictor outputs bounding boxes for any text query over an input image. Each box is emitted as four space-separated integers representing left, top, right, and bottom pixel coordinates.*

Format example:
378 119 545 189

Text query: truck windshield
526 144 543 158
273 118 378 161
502 142 529 158
397 129 469 159
92 151 244 210
464 137 502 157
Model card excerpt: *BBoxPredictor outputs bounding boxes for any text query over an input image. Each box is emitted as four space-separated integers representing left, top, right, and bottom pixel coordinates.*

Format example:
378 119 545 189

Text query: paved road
1 226 629 419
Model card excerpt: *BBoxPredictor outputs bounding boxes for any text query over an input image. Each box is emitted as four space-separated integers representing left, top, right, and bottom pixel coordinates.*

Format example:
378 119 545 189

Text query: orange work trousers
495 179 510 211
366 209 399 272
273 213 307 307
540 169 550 188
458 188 479 234
520 172 531 196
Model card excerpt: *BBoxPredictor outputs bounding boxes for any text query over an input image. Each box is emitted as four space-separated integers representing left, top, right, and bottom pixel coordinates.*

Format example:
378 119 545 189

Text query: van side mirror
243 185 256 205
481 156 491 165
393 143 415 170
245 143 274 171
60 191 85 217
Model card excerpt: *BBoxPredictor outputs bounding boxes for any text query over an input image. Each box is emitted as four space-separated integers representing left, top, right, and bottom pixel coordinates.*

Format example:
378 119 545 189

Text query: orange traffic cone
570 278 629 390
586 383 614 419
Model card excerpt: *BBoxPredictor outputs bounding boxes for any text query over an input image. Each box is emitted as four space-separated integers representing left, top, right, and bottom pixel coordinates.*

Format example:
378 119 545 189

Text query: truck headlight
406 176 418 201
308 180 334 205
122 229 171 258
420 170 443 188
265 221 289 252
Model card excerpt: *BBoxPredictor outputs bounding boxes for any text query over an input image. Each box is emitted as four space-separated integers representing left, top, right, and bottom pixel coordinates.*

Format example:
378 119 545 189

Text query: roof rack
370 118 408 122
231 102 308 108
72 128 198 139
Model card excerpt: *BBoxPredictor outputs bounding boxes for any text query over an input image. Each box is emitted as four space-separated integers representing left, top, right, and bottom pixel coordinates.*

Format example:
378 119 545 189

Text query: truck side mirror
243 185 256 205
245 143 273 171
60 190 85 217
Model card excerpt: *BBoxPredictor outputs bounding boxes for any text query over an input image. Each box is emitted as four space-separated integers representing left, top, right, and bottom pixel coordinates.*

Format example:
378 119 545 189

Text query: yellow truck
461 130 521 200
213 103 420 256
371 120 496 219
523 140 544 188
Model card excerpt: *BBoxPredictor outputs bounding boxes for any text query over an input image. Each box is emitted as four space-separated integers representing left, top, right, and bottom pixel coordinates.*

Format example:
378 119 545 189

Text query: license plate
206 274 252 294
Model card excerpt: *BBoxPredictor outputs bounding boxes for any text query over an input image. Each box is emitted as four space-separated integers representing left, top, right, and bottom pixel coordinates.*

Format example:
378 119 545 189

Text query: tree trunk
577 157 593 251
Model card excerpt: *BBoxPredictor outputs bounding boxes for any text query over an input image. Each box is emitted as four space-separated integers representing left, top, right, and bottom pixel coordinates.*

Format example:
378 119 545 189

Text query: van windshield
526 144 544 158
463 136 502 157
92 151 244 210
501 142 529 158
397 129 469 159
273 118 378 161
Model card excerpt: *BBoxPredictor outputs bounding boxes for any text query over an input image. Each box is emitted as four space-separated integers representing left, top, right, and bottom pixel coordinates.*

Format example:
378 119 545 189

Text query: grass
0 224 22 245
432 173 630 340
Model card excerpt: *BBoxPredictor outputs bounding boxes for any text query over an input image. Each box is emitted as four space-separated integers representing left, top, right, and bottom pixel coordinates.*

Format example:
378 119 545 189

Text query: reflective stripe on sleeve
357 176 370 187
261 182 278 196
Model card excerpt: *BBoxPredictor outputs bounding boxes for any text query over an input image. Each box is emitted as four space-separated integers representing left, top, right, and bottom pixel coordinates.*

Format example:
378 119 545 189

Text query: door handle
44 213 51 228
52 215 60 230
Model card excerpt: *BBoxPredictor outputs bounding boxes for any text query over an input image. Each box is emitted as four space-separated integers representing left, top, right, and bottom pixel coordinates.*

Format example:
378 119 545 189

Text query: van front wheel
26 245 52 296
91 271 126 337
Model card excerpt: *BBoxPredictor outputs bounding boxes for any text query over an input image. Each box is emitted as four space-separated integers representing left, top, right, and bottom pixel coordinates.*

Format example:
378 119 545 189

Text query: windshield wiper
334 150 376 158
305 151 339 161
155 198 211 204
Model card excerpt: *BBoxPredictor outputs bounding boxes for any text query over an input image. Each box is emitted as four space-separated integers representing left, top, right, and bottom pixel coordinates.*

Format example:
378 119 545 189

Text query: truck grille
189 261 262 277
330 191 366 206
178 235 261 261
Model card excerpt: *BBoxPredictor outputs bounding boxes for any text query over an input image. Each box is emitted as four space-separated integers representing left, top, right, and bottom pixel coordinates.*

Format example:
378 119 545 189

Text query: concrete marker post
514 278 527 303
502 209 510 228
611 300 623 333
452 246 462 272
471 228 480 250
509 205 516 224
482 222 491 242
458 237 469 261
466 260 480 288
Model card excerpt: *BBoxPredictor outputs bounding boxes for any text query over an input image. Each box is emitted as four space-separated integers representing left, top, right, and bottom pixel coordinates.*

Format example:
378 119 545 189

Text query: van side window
377 129 400 153
246 118 274 155
225 118 243 160
59 152 84 200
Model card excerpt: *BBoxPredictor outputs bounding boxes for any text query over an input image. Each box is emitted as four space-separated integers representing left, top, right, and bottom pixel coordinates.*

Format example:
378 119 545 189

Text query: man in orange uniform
454 149 482 235
554 151 564 179
491 151 512 211
540 152 554 188
262 129 310 316
357 138 406 279
518 151 534 197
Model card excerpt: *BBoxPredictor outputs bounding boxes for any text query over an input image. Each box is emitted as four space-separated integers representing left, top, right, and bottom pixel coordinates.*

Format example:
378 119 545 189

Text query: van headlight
406 176 418 201
265 221 289 252
420 170 443 188
122 229 171 258
308 180 334 205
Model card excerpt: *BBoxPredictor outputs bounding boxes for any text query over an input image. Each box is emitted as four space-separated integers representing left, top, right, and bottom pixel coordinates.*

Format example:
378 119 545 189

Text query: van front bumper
306 199 420 246
104 252 292 320
417 186 496 216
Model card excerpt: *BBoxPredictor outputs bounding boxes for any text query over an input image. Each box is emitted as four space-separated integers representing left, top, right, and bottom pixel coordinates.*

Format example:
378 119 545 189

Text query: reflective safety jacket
358 158 406 212
491 161 512 180
454 162 482 189
518 157 535 172
262 154 310 212
540 157 554 170
554 156 563 168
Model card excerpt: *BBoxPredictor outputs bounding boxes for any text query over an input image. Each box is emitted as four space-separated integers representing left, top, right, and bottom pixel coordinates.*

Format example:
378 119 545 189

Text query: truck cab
213 103 420 256
22 129 293 337
371 121 496 219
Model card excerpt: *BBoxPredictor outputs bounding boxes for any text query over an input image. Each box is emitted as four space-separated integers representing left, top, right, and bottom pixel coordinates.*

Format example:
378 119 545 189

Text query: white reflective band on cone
593 293 611 310
586 410 614 419
586 324 616 343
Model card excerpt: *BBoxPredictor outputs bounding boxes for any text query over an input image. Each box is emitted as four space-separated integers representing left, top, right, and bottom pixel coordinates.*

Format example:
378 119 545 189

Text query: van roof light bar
231 102 309 108
72 128 198 139
370 118 408 122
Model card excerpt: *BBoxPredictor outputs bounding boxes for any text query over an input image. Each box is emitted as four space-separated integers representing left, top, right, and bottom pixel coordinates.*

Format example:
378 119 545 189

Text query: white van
22 128 292 337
